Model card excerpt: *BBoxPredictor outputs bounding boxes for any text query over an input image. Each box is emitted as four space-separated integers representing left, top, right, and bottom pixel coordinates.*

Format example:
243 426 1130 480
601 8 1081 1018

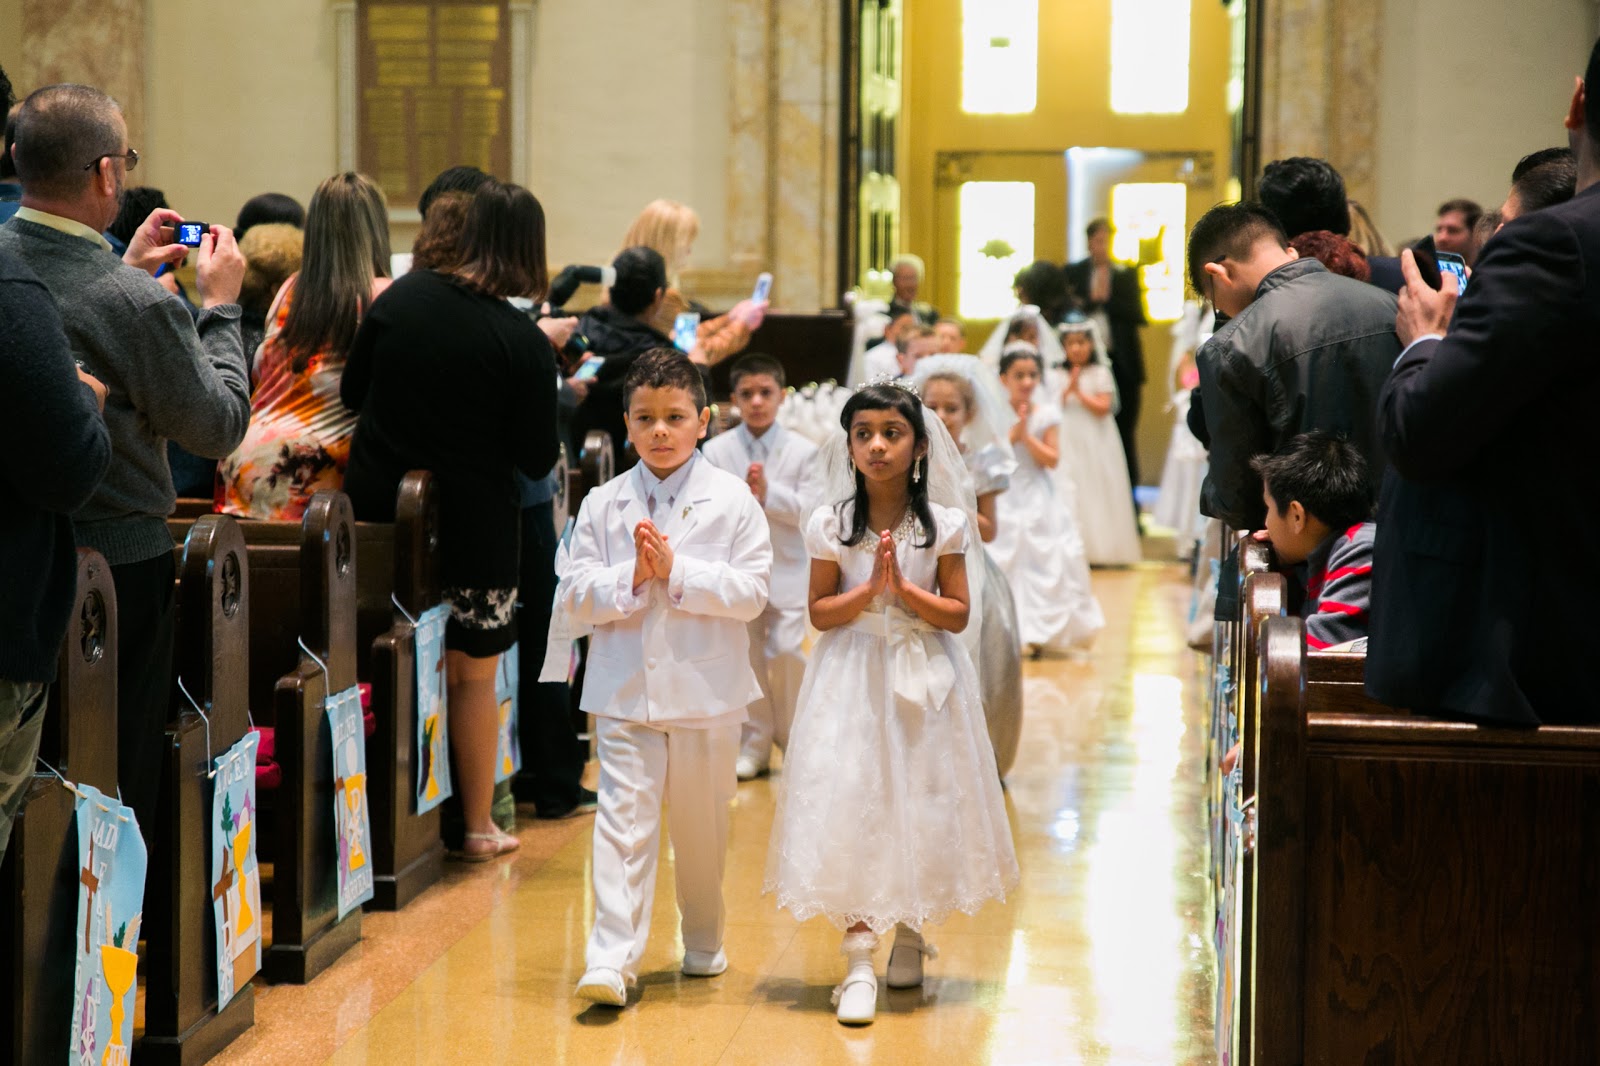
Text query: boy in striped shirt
1251 432 1375 650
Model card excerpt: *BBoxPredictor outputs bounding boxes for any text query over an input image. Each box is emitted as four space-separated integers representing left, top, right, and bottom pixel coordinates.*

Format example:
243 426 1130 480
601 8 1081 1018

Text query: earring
913 456 923 483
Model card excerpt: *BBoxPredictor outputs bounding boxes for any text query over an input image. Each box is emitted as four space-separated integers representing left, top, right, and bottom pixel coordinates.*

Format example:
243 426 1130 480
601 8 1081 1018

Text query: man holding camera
0 83 250 832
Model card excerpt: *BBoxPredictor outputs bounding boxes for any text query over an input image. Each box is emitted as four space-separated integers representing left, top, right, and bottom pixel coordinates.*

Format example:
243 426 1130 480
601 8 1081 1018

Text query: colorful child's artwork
494 646 521 783
211 731 262 1008
414 603 453 814
69 785 146 1066
326 685 375 918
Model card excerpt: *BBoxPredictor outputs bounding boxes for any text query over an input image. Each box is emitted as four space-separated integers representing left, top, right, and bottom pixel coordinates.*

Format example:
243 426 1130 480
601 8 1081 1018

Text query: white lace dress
989 402 1106 650
765 502 1020 933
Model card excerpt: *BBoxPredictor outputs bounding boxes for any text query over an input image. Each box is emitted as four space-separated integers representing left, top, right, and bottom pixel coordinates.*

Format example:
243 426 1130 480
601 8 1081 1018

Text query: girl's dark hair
453 180 550 300
999 348 1042 375
276 171 391 373
836 384 935 550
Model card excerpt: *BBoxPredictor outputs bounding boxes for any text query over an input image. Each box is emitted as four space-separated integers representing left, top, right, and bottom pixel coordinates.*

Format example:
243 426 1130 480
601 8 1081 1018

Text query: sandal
452 830 518 863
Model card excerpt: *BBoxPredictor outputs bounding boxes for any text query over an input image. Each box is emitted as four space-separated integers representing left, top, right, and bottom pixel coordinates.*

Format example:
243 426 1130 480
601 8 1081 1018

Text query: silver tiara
863 375 921 398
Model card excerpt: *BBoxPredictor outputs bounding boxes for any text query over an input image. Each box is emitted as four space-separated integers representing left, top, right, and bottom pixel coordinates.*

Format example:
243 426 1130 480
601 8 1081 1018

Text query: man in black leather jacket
1186 202 1401 532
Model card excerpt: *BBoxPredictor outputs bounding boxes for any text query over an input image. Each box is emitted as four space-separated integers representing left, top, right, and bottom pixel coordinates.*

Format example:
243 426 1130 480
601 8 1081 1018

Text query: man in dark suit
1367 38 1600 725
1066 219 1146 492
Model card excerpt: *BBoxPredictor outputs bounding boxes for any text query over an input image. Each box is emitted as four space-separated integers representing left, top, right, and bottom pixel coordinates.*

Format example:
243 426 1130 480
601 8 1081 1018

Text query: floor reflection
216 565 1217 1065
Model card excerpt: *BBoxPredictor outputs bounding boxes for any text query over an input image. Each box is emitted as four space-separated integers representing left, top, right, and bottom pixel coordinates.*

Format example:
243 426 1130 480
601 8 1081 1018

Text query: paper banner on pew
69 784 146 1066
495 646 522 782
414 603 453 814
327 685 375 918
211 731 262 1009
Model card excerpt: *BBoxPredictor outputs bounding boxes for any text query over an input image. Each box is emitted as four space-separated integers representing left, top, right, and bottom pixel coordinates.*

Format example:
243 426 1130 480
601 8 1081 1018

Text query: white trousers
738 604 809 764
585 716 741 980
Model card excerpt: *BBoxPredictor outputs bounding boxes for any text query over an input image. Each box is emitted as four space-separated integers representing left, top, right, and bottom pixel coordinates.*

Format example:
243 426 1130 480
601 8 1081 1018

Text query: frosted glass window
959 182 1036 320
962 0 1038 115
1110 182 1186 321
1110 0 1190 114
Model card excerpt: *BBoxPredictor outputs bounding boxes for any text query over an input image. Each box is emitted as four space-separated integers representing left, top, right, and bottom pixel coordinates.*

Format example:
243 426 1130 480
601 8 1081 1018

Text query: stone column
17 0 147 148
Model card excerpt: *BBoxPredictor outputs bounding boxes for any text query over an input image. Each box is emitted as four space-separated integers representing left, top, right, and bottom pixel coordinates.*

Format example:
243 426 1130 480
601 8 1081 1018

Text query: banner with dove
211 731 262 1008
69 785 146 1066
414 603 453 814
326 685 375 918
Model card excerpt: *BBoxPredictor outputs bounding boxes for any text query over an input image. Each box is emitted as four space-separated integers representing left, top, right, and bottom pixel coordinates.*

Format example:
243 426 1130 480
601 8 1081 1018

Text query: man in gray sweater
0 83 249 830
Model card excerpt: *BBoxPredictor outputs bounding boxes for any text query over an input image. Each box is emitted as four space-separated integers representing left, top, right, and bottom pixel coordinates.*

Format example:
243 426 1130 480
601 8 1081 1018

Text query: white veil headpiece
910 354 1018 457
1057 313 1121 416
976 303 1066 373
810 380 979 538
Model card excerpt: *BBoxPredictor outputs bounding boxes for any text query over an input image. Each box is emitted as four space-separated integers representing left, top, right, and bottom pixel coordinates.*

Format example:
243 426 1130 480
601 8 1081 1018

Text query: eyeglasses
83 148 139 172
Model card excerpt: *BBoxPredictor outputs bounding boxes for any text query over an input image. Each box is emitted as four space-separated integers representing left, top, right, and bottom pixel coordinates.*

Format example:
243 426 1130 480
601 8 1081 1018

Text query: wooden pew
264 494 364 982
141 516 256 1064
173 497 214 520
1249 617 1600 1065
575 429 615 511
362 474 446 910
0 550 118 1064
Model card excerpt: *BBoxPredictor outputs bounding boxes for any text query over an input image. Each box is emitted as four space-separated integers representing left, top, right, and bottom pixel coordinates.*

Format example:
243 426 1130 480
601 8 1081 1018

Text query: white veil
1056 314 1122 417
976 304 1066 374
910 354 1019 488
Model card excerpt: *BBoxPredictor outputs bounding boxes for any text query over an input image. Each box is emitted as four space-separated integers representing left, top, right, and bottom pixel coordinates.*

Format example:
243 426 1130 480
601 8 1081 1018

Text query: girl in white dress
1055 317 1142 566
914 356 1026 777
1153 300 1213 556
988 349 1105 654
765 384 1019 1027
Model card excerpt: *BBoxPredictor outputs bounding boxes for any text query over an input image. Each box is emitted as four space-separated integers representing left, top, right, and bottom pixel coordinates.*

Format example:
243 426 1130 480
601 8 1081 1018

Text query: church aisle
216 564 1216 1065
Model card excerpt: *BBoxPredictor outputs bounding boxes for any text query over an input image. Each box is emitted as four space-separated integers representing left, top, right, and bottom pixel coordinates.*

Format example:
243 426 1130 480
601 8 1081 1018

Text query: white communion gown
962 444 1025 777
989 402 1105 650
765 502 1020 933
1057 363 1142 566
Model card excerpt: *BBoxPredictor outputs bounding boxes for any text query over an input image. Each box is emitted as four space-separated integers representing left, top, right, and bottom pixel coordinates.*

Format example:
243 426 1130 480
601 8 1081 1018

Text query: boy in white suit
563 349 773 1006
701 353 819 779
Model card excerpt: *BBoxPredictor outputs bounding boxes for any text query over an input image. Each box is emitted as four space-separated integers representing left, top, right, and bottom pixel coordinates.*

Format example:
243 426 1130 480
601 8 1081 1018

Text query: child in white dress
765 384 1019 1027
989 348 1105 653
1055 317 1142 565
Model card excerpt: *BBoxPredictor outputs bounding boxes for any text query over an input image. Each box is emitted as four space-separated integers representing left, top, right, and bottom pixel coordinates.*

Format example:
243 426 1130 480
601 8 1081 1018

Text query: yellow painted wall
902 0 1235 484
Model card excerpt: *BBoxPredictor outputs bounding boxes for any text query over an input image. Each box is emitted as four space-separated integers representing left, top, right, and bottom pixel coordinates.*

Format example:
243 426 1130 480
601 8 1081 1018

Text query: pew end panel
366 471 445 911
1 549 119 1064
263 494 364 984
143 516 257 1063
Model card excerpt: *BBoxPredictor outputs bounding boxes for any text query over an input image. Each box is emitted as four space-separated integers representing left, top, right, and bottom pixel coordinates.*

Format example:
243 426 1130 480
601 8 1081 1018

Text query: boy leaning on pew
561 348 773 1007
700 353 820 780
1223 431 1375 773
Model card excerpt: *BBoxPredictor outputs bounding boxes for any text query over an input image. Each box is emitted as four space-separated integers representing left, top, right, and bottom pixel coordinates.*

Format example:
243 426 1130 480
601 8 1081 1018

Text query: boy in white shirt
562 349 773 1006
702 354 820 779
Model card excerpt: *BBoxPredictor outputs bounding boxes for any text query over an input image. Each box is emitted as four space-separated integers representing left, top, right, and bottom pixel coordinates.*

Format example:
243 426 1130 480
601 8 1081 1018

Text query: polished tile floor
215 563 1217 1065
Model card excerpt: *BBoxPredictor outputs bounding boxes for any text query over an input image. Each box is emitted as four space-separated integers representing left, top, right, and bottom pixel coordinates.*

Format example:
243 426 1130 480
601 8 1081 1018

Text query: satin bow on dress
844 606 957 713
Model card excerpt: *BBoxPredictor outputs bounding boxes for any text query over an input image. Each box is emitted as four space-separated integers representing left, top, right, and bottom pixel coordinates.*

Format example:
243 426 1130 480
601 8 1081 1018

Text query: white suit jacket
562 456 772 724
700 423 820 611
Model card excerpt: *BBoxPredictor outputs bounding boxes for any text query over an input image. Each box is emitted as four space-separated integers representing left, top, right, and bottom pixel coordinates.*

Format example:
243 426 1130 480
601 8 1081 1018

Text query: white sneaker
735 755 767 781
885 924 937 989
682 949 727 977
575 967 627 1006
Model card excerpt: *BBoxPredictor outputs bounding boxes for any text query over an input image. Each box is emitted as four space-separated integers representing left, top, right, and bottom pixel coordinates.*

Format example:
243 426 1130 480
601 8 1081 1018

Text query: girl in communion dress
765 383 1019 1027
1053 316 1142 566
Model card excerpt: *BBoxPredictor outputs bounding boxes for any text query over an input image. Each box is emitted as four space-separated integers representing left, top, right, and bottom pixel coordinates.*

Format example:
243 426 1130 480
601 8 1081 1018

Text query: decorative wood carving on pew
1250 615 1600 1065
0 550 118 1065
265 493 364 984
142 517 256 1064
551 441 570 533
365 471 447 910
578 430 615 509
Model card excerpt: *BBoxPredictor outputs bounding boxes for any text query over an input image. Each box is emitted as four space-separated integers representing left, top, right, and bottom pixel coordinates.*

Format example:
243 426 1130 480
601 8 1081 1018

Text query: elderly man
0 83 249 830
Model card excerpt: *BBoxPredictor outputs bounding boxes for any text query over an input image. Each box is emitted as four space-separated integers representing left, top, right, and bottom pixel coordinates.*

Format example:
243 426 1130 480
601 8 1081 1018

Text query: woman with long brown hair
342 179 561 860
217 172 390 518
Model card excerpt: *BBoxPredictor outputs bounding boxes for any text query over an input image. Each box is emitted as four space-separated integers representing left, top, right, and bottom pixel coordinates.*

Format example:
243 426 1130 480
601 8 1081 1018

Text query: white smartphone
751 272 773 304
672 312 701 353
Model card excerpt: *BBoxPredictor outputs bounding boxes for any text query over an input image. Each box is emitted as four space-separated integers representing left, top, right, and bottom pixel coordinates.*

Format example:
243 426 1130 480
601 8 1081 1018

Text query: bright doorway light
959 181 1035 319
962 0 1039 114
1111 182 1186 321
1110 0 1191 114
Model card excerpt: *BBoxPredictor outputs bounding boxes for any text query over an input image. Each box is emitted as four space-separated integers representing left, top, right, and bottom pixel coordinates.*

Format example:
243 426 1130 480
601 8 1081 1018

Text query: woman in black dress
343 180 560 860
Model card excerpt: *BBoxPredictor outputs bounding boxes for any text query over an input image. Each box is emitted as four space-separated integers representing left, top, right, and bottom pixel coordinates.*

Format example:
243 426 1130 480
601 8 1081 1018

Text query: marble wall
9 0 147 147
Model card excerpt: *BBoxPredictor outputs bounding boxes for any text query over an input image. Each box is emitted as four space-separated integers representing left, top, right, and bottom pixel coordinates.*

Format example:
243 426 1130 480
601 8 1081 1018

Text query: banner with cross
68 785 145 1066
211 731 263 1008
